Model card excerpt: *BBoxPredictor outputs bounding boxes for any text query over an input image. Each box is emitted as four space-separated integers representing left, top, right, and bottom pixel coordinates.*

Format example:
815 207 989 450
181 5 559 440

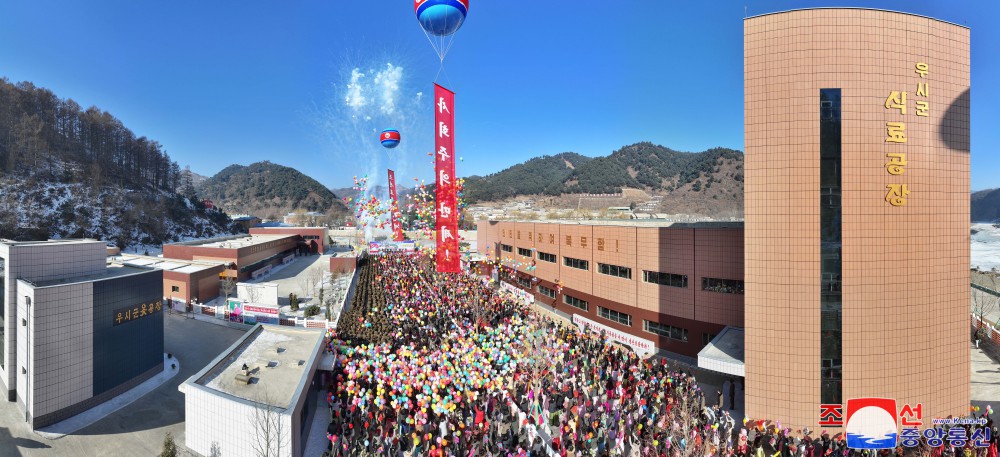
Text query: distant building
180 324 326 457
163 235 303 281
0 239 164 428
116 254 226 305
250 227 329 254
283 211 324 227
231 216 262 232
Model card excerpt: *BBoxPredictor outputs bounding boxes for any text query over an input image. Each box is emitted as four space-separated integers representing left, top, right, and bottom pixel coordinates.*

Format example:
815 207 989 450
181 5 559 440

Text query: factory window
563 257 588 270
500 244 513 253
517 247 532 257
538 252 556 263
538 285 556 299
598 306 632 327
643 271 688 288
563 294 589 311
701 277 744 295
644 321 688 341
171 286 180 292
598 263 632 279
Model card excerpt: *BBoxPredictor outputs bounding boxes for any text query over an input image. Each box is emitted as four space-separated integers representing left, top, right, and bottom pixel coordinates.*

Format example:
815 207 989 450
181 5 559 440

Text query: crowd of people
321 252 998 457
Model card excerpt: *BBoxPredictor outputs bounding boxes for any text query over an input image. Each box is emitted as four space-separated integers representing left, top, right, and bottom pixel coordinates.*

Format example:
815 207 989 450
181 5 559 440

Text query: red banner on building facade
434 84 460 273
387 169 404 242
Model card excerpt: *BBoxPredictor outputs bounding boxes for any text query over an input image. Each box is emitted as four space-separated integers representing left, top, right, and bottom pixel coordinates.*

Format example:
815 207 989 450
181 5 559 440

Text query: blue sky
1 1 997 190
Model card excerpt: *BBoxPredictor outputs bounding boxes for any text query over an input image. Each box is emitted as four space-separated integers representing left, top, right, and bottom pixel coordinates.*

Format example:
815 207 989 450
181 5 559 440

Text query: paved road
0 314 246 457
253 254 329 305
972 344 1000 411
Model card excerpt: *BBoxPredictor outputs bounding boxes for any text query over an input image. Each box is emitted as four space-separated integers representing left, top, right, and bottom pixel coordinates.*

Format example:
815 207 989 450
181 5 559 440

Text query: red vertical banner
434 84 460 273
387 169 404 242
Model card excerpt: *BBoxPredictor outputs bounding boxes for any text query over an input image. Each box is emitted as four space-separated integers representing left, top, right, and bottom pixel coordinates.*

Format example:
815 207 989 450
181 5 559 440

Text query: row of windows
538 252 557 263
517 247 532 257
500 244 513 253
643 271 688 288
598 306 632 327
563 257 589 270
563 294 588 311
598 263 632 279
516 276 531 288
538 284 556 299
644 321 688 341
701 277 744 295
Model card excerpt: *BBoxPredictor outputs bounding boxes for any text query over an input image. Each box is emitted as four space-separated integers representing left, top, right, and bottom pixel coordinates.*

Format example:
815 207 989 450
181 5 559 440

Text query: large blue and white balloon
414 0 469 37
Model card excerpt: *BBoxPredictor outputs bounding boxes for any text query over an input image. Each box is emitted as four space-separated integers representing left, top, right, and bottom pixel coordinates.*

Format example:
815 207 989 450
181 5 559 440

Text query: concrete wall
183 384 295 457
237 283 280 307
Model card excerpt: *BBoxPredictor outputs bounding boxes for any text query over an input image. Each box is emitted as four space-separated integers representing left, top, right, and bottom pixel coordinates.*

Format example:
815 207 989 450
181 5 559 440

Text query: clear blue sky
1 1 997 190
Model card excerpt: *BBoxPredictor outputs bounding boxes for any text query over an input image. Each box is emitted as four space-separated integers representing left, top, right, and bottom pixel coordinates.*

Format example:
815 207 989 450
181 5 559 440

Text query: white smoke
317 57 430 243
345 68 367 109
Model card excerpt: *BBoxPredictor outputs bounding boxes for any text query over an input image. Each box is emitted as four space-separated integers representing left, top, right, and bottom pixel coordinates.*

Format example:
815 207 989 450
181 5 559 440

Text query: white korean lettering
437 97 450 114
438 122 450 138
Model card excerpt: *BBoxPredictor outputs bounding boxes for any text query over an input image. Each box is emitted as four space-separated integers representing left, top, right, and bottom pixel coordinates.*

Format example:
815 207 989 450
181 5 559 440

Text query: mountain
197 161 347 221
462 143 744 216
331 184 415 203
972 188 1000 222
0 78 236 247
463 152 593 202
190 171 209 188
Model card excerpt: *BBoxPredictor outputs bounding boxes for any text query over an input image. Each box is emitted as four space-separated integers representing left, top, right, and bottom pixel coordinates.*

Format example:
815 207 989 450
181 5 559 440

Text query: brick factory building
249 226 330 254
162 234 301 281
116 254 226 305
743 8 970 428
476 220 744 359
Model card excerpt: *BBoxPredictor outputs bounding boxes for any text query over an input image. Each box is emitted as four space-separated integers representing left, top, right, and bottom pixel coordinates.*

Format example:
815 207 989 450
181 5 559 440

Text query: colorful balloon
380 129 401 149
415 0 469 37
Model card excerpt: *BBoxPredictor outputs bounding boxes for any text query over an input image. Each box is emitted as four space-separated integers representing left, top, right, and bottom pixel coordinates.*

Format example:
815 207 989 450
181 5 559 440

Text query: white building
1 239 164 428
180 324 325 457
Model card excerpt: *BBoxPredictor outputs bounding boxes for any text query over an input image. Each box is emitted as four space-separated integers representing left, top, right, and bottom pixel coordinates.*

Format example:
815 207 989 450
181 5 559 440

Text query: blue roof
254 222 294 228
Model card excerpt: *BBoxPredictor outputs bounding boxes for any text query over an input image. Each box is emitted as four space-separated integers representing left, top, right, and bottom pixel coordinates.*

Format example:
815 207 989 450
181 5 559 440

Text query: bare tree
209 441 222 457
973 270 999 344
250 392 288 457
243 284 262 304
221 275 237 299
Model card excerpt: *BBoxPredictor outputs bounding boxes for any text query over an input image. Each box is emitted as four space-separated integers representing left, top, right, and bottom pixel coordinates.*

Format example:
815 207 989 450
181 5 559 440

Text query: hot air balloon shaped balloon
380 129 401 149
415 0 469 61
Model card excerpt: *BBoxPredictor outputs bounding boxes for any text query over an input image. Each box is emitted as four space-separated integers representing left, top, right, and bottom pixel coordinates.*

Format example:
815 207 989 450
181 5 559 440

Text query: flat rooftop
117 254 223 274
196 325 324 409
484 219 744 229
170 234 295 249
0 238 104 247
25 263 155 288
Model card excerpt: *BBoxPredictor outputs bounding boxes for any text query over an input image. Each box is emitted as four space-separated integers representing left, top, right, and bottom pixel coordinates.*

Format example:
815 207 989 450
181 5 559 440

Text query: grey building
0 239 164 428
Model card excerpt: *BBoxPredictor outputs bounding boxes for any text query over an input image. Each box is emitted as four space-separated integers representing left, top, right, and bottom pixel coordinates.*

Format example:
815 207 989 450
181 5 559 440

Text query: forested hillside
462 143 744 206
0 78 235 246
463 152 592 202
972 188 1000 222
197 161 347 221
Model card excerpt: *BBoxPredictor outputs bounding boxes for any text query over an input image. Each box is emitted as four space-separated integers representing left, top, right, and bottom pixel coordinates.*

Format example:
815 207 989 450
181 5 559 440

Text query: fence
971 313 1000 345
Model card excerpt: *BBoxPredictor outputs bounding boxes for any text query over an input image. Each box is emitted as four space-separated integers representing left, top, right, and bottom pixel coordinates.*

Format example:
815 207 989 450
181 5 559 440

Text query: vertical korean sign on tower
387 169 404 242
434 83 459 273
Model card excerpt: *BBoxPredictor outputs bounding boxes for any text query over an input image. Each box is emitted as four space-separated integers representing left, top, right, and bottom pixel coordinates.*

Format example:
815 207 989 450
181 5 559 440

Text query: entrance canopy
697 326 744 377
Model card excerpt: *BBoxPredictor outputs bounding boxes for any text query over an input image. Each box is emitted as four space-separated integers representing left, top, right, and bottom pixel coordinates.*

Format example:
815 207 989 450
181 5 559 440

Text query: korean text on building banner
387 169 404 242
434 84 460 273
